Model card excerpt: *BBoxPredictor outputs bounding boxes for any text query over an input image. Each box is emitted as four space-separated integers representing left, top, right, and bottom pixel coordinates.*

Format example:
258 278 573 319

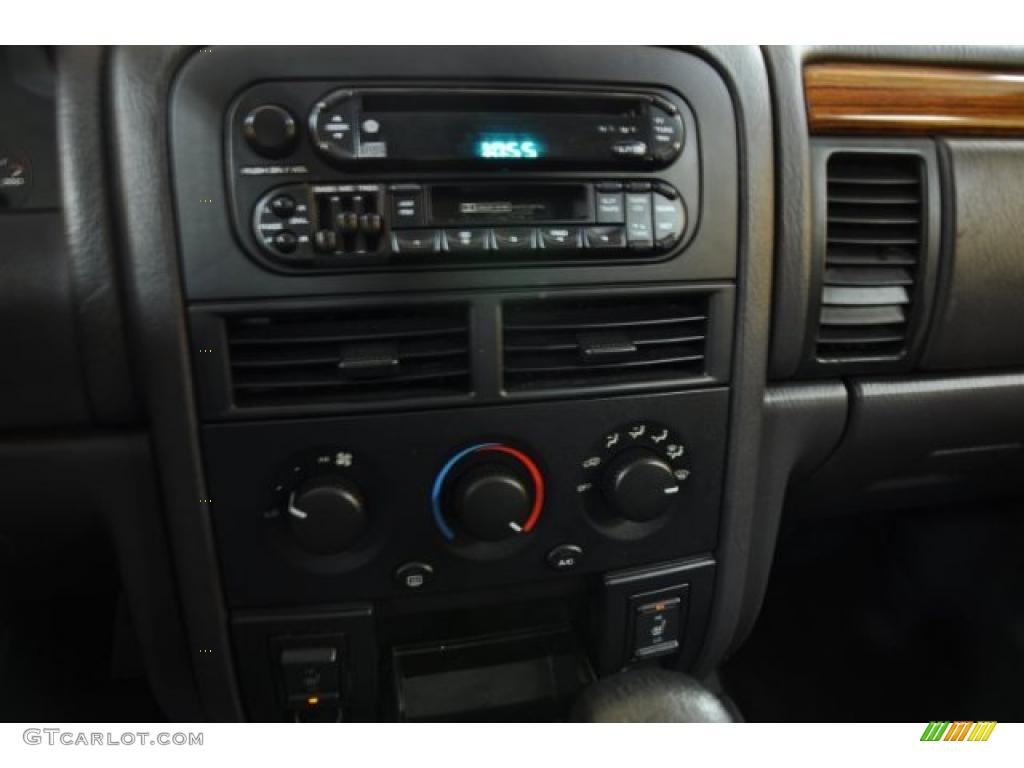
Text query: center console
162 46 768 722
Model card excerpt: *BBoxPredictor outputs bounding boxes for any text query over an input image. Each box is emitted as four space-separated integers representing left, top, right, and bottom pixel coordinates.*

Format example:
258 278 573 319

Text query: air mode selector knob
603 448 680 523
286 477 367 555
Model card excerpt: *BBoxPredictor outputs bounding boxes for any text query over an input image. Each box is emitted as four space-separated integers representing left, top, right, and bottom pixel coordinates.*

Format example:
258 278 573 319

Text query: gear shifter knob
570 668 735 723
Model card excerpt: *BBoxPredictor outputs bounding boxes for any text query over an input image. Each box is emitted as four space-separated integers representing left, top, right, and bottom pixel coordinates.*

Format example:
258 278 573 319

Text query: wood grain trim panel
805 63 1024 135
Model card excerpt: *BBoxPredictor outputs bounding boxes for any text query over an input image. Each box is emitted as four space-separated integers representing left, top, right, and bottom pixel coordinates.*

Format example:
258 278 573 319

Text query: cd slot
360 89 645 117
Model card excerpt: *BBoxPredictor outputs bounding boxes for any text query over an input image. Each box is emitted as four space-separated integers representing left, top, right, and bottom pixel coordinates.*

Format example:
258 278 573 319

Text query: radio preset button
585 226 627 250
625 193 654 250
443 229 490 253
596 192 625 224
391 230 440 255
492 228 536 251
539 227 582 250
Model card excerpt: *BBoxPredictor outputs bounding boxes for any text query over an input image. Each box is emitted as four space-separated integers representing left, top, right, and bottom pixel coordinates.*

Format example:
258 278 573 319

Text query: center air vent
502 294 709 393
816 151 926 363
225 304 471 408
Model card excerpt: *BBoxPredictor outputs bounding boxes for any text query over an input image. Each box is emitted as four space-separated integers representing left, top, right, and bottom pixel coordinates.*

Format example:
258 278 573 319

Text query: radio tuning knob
243 104 298 158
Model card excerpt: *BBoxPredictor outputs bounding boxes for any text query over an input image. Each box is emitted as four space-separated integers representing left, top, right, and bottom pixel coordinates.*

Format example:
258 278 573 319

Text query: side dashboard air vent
502 294 709 392
225 304 471 408
816 152 925 363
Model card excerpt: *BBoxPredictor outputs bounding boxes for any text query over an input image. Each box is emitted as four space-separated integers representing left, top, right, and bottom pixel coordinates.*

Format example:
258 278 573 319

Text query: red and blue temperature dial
431 442 544 543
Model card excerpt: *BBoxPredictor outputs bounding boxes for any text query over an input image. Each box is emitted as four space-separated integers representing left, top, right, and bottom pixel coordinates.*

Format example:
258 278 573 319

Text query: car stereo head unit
227 82 700 274
305 89 685 169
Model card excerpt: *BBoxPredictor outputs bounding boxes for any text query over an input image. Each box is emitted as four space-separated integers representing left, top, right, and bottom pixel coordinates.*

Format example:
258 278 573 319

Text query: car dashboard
1 45 1022 722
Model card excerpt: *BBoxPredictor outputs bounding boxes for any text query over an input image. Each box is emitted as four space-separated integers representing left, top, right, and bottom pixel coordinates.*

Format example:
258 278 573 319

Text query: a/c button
546 544 583 572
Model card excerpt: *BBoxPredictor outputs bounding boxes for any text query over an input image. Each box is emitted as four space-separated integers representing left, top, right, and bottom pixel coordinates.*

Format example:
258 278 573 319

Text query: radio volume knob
244 105 298 158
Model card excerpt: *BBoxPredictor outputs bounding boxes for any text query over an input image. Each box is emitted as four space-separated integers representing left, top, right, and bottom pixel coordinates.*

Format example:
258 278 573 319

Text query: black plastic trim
56 46 140 426
108 45 243 721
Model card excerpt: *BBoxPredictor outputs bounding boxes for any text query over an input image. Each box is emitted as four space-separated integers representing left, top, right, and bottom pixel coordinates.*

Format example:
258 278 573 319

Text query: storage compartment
391 629 593 721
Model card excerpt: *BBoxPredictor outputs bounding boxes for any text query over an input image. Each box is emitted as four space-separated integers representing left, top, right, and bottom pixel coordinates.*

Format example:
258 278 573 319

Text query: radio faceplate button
313 229 337 253
654 194 687 249
625 193 654 250
612 140 648 158
390 187 424 227
270 194 297 218
391 229 440 255
310 90 358 162
584 226 627 250
596 192 625 224
649 104 685 163
443 229 490 253
539 227 582 250
492 228 536 252
272 230 298 254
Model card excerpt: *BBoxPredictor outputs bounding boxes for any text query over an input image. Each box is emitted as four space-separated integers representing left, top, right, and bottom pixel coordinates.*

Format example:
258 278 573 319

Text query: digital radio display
475 137 543 160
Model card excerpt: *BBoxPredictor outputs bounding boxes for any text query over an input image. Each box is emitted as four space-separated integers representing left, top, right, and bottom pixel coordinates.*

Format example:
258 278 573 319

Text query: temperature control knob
603 448 680 523
286 476 367 555
450 464 532 542
432 443 545 544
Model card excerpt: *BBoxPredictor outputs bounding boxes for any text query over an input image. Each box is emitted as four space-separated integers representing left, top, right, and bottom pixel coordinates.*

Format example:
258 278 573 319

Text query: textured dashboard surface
922 141 1024 370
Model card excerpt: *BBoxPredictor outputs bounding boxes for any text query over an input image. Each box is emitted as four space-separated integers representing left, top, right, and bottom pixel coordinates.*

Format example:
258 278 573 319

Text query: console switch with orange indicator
280 645 341 707
630 588 687 660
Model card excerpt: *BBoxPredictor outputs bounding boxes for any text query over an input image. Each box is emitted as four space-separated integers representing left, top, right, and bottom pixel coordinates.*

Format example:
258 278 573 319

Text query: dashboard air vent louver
817 152 924 363
502 294 709 392
226 304 471 408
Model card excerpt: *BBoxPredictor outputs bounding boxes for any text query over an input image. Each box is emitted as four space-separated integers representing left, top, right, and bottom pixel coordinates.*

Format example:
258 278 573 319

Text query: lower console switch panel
630 588 688 660
591 557 714 675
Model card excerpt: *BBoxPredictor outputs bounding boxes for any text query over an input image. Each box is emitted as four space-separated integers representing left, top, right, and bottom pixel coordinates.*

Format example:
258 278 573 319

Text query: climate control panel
203 390 727 607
